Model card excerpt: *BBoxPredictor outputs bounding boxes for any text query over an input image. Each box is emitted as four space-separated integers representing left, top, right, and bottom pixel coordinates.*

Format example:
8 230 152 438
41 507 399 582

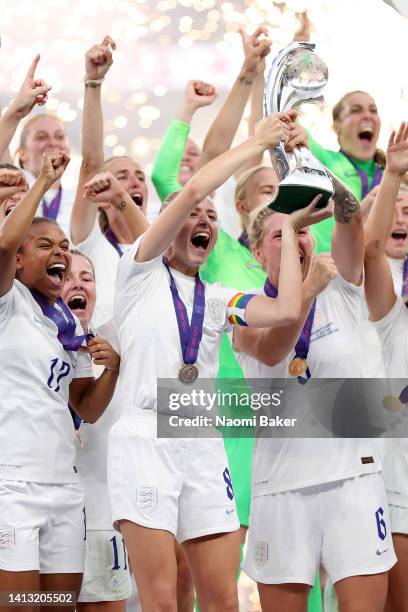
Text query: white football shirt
372 297 408 508
73 222 132 328
0 280 93 483
237 275 382 496
75 320 122 529
113 234 239 416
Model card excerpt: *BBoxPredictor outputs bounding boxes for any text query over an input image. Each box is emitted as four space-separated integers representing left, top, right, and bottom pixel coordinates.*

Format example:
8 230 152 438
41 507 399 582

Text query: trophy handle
269 143 300 181
270 142 290 181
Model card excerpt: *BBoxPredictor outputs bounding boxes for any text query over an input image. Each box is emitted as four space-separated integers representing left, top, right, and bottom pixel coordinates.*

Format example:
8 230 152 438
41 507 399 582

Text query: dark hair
98 209 109 234
17 217 64 253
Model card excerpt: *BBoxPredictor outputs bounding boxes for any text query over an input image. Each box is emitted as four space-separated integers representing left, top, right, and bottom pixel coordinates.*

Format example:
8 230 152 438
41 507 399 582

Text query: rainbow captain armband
227 292 256 326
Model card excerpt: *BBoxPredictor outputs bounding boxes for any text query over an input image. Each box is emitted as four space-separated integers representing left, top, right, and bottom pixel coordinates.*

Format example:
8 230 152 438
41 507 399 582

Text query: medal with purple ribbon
264 278 316 384
340 151 383 199
30 289 92 351
162 257 205 384
42 187 62 221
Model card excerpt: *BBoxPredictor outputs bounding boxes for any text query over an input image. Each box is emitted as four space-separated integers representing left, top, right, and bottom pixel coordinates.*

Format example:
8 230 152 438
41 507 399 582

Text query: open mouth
67 294 87 313
190 231 210 252
46 262 66 286
5 205 15 217
391 230 407 244
358 127 374 143
131 193 143 207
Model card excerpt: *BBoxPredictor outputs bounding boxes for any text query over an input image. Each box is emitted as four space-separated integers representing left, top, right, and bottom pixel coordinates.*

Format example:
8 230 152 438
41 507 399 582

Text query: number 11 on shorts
110 535 128 571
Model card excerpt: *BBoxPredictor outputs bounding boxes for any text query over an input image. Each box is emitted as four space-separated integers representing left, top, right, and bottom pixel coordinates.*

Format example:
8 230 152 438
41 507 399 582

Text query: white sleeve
372 297 407 377
115 233 164 298
330 273 364 327
72 321 94 379
95 319 119 352
0 285 16 322
73 350 94 379
72 220 103 257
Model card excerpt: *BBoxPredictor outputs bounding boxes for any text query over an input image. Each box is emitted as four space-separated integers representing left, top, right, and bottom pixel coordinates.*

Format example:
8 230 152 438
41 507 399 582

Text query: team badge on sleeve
207 298 225 325
227 293 256 326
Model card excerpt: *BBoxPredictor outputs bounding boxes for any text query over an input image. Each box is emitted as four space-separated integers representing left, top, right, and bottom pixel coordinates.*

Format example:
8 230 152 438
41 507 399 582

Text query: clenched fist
304 253 338 297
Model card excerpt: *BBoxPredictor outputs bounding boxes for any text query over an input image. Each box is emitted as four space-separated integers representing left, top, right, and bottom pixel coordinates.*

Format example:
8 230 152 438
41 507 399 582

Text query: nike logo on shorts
376 548 389 556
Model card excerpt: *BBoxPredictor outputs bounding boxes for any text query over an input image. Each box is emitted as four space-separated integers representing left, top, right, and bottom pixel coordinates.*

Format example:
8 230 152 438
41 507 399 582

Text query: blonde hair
235 165 275 231
16 113 64 169
248 205 277 251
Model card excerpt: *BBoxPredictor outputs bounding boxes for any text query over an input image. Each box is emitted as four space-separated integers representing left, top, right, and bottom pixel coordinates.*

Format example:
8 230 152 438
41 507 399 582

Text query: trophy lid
264 42 329 115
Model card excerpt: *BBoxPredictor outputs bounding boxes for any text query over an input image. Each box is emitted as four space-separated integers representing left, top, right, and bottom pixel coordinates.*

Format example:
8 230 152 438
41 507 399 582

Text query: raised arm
83 172 149 240
69 337 120 423
136 114 290 263
70 36 116 245
234 252 337 365
365 122 408 320
195 27 271 171
0 152 69 297
0 55 50 161
330 173 364 284
151 80 217 202
243 200 333 329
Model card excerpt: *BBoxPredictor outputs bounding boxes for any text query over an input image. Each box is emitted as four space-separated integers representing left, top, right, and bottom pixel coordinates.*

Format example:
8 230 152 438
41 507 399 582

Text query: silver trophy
264 42 334 213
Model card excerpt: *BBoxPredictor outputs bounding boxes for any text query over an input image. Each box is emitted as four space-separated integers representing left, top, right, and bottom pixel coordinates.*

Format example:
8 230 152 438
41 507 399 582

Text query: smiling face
178 139 201 186
0 186 29 223
62 253 96 331
385 191 408 259
235 167 279 229
104 157 148 214
166 198 218 274
19 115 70 178
16 220 71 302
252 212 314 285
333 91 380 161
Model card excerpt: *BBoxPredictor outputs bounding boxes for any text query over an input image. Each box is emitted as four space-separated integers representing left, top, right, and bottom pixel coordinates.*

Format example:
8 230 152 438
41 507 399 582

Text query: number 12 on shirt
47 358 71 393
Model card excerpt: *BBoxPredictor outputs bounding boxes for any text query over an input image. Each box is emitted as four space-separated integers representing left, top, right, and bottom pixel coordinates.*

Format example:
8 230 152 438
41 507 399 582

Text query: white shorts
0 480 85 573
244 472 396 586
78 530 132 602
389 504 408 535
108 415 239 543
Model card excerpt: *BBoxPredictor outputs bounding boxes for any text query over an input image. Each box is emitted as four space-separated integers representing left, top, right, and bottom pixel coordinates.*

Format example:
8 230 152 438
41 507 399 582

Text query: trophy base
267 184 333 214
267 147 335 214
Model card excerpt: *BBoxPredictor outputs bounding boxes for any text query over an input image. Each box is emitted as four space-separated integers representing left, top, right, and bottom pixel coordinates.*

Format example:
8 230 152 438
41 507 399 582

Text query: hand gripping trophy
264 41 334 213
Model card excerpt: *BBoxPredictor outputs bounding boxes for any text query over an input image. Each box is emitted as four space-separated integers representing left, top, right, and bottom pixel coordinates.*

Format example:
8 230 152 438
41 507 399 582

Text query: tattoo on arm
331 175 359 224
238 75 253 86
113 199 126 212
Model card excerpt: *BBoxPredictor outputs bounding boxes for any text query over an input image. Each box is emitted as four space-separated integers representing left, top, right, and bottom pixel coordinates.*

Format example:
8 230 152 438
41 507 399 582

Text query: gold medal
179 364 199 385
288 357 308 378
382 395 403 412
